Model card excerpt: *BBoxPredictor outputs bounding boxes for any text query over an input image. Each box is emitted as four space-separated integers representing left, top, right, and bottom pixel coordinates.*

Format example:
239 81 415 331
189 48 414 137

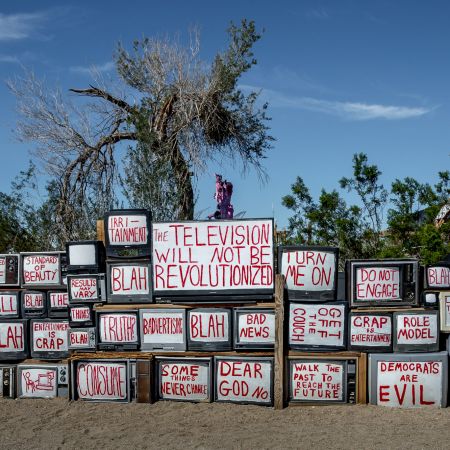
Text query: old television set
155 356 213 403
30 319 69 360
422 291 440 308
96 310 140 351
187 308 232 351
0 291 21 319
368 352 448 408
0 365 17 398
67 273 106 304
104 209 151 258
233 308 275 350
0 320 28 360
21 291 47 318
439 291 450 332
288 358 356 404
69 304 95 327
106 260 152 303
278 246 339 301
68 327 96 351
20 251 66 289
0 254 20 287
214 356 274 406
346 258 420 308
66 240 106 274
47 291 69 318
288 301 347 351
17 363 68 398
424 262 450 290
139 308 186 351
348 312 392 352
152 218 274 303
393 311 439 353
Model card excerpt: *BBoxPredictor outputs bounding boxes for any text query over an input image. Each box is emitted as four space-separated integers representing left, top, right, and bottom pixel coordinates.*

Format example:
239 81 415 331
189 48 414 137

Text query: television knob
3 380 8 386
60 376 66 382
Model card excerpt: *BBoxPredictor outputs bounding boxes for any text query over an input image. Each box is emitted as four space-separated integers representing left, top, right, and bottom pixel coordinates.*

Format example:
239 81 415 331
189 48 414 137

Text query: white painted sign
0 294 18 316
32 321 69 353
355 267 400 301
69 329 95 348
99 313 138 343
152 219 274 291
237 312 275 344
49 292 68 309
289 303 345 347
159 361 210 401
0 257 5 284
108 214 148 245
427 266 450 288
20 367 58 398
76 362 128 400
376 360 443 407
396 314 437 345
189 311 229 342
350 314 392 347
141 311 185 344
70 306 91 323
216 359 272 404
444 295 450 328
22 254 61 285
68 244 96 266
70 277 98 300
290 361 344 401
282 250 335 291
110 265 149 296
23 292 44 309
0 322 24 351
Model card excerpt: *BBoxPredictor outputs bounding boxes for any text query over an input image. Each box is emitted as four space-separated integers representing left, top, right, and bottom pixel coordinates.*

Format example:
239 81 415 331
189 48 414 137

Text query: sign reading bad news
152 219 274 295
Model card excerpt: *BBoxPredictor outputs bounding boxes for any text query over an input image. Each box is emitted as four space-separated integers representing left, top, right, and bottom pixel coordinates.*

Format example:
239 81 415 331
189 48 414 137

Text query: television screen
106 261 152 303
425 263 450 289
30 319 69 359
278 246 338 301
97 311 139 351
71 359 130 402
439 291 450 332
48 291 69 318
393 311 439 352
0 320 28 360
20 252 66 289
21 291 47 318
66 240 106 273
422 291 440 308
187 308 232 351
0 254 20 287
155 357 212 402
368 352 448 408
67 274 106 303
288 302 347 351
139 309 186 351
348 312 392 352
215 357 274 406
17 363 68 398
68 327 96 350
152 219 274 302
69 304 94 327
288 359 353 404
104 209 151 258
233 308 275 350
346 259 419 307
0 291 20 319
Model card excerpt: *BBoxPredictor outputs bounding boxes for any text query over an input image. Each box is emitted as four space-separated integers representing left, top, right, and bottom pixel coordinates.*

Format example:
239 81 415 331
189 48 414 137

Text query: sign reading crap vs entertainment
152 219 274 298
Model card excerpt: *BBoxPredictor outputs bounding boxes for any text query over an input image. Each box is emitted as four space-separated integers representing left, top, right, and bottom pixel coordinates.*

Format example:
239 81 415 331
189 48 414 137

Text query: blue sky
0 0 448 228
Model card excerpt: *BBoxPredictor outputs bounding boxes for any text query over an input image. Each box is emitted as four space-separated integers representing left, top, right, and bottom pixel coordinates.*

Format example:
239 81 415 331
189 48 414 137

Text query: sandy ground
0 400 450 449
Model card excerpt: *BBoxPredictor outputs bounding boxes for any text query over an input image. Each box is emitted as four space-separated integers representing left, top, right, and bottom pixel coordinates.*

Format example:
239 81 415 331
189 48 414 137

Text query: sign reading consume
152 219 274 295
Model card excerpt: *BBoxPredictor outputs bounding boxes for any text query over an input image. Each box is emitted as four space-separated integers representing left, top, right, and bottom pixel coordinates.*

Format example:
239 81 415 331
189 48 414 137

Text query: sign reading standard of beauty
152 219 274 296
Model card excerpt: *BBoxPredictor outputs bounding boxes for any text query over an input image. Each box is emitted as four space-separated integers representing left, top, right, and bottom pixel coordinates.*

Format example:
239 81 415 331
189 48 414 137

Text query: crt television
0 320 28 360
278 246 339 301
30 319 69 360
69 304 95 327
20 251 66 289
0 254 20 287
439 291 450 332
348 312 392 353
346 259 420 308
104 209 151 258
424 262 450 290
233 308 275 350
21 291 47 318
67 274 106 303
47 291 69 319
17 363 68 398
96 310 140 351
68 328 97 351
0 291 21 319
106 260 152 303
66 240 106 273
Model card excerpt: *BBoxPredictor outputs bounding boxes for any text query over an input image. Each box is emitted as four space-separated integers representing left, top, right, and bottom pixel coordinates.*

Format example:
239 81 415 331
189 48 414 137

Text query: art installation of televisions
66 240 106 274
20 251 67 290
233 308 275 350
348 312 393 353
96 310 140 351
67 273 106 304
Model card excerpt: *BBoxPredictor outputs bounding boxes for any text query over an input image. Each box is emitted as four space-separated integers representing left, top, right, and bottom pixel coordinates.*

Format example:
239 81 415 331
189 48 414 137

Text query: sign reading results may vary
152 220 274 292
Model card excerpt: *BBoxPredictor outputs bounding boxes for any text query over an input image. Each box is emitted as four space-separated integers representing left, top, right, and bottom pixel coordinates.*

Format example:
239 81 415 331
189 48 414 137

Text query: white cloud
0 54 19 64
0 12 46 41
241 85 434 121
70 61 115 75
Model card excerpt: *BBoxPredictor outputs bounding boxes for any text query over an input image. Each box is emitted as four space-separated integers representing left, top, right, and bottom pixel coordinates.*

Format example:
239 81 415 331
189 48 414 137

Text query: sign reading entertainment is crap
152 220 274 292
